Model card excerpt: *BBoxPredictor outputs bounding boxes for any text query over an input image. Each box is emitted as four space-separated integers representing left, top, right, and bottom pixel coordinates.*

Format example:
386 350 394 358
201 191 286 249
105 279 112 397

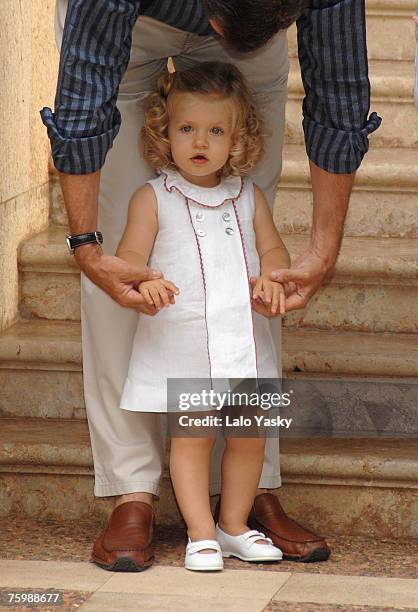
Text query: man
41 0 381 571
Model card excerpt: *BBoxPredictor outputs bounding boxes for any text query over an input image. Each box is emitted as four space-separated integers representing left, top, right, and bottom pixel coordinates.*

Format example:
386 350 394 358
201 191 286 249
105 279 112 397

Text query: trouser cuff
94 480 161 499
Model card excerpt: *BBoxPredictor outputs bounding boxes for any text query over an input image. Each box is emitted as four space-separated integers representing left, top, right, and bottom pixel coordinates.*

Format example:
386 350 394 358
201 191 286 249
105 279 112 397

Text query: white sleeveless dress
119 169 279 412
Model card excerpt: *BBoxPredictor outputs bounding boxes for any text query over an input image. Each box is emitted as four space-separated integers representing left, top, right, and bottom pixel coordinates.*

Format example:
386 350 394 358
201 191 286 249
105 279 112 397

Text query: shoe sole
184 564 224 571
91 555 154 572
222 552 283 562
283 548 331 563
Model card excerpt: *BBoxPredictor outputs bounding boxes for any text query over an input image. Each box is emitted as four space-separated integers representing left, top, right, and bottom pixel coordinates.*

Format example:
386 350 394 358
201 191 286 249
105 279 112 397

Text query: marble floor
0 518 417 611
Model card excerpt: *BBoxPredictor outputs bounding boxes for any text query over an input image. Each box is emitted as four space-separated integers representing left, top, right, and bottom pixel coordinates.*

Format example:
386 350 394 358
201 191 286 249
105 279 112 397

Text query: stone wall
0 0 58 331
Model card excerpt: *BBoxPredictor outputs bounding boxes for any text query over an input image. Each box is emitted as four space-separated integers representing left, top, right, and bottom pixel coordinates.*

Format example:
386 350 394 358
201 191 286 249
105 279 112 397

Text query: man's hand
135 302 160 316
270 161 354 312
269 246 332 311
74 243 162 310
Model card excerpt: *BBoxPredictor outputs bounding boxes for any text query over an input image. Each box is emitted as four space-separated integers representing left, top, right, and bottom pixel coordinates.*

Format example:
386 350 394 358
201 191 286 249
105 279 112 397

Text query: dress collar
160 168 243 208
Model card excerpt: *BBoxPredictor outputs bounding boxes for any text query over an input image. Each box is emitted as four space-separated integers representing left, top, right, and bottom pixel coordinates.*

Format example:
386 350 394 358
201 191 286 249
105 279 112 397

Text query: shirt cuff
40 107 121 174
303 111 382 174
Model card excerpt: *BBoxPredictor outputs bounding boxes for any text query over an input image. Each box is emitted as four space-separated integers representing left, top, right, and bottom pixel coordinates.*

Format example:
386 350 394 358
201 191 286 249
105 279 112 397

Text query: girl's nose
193 131 208 148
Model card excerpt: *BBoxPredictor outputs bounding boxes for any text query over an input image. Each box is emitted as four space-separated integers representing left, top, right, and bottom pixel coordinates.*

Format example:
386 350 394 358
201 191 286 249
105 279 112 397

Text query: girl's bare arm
116 184 159 269
253 184 290 273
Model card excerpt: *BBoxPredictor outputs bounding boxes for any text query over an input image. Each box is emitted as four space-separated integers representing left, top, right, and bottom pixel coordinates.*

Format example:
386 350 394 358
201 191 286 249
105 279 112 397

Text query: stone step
0 417 416 537
49 144 418 238
276 144 418 238
1 318 417 419
282 234 418 333
19 226 79 321
18 226 418 333
286 59 418 149
283 327 418 377
0 319 84 420
287 0 418 62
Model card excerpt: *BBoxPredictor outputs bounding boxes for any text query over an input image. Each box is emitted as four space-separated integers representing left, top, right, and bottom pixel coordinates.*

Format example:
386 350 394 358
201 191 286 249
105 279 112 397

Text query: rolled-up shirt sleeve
296 0 382 174
40 0 141 174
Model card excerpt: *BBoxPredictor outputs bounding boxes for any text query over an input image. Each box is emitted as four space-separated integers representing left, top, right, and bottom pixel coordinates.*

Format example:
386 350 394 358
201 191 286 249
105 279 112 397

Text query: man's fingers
119 288 148 309
271 268 310 284
251 299 270 318
284 281 297 297
251 297 280 319
136 303 158 316
284 292 310 311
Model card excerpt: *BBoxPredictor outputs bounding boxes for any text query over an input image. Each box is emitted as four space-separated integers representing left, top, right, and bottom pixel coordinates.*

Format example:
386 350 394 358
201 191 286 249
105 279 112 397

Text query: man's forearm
309 160 355 269
56 169 159 308
59 171 104 265
59 171 100 234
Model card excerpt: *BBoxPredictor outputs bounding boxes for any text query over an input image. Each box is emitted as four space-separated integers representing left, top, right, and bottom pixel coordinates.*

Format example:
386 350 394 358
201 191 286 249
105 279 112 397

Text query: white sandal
184 538 224 571
215 525 283 562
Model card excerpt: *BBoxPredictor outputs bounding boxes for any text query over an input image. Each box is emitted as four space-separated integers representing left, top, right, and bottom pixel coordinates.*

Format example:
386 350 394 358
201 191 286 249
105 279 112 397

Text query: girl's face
167 92 235 187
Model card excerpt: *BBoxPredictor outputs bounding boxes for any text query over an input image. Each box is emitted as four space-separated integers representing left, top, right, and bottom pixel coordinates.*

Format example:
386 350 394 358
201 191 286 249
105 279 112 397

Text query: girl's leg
170 437 217 552
218 436 268 543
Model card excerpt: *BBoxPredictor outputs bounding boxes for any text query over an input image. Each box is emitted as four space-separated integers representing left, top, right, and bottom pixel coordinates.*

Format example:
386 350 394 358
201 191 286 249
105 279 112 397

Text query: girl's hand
251 275 286 316
138 278 179 310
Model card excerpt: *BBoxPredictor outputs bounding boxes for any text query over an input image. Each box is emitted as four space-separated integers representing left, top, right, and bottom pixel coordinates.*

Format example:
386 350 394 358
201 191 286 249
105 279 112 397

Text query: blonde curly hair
142 61 263 177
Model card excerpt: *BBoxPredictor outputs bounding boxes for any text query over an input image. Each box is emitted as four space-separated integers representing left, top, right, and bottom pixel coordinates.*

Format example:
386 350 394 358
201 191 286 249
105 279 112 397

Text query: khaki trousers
55 4 289 497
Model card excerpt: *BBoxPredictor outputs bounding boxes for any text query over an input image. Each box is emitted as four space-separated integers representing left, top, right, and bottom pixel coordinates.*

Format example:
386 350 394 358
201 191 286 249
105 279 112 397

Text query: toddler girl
116 61 290 571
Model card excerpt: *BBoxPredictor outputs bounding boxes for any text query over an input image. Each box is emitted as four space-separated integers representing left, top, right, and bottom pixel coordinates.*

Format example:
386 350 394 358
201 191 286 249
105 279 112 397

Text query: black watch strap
66 231 103 254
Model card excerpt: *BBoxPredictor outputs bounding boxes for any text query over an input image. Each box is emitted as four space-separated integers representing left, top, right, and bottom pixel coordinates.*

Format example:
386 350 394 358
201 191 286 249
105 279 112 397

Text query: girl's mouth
191 154 209 165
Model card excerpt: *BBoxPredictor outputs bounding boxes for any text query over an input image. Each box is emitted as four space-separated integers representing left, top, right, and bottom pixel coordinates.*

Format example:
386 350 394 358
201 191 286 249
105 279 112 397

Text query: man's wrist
73 242 103 266
66 230 103 254
309 240 338 271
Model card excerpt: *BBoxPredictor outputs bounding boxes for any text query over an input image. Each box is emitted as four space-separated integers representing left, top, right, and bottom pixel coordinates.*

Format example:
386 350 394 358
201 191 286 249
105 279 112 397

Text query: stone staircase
0 0 417 537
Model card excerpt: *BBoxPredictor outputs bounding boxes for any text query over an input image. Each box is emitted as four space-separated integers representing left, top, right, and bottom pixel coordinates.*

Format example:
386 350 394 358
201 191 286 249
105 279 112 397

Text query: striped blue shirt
40 0 381 175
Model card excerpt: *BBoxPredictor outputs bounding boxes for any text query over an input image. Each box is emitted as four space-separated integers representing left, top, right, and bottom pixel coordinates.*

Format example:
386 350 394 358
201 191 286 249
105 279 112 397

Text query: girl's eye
210 127 224 135
180 125 193 133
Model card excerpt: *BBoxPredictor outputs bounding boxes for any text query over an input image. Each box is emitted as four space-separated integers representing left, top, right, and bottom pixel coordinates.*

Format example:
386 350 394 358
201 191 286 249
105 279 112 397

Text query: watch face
66 236 74 252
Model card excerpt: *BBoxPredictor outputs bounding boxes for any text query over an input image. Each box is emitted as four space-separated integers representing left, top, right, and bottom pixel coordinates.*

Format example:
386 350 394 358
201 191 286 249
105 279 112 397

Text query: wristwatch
66 231 103 254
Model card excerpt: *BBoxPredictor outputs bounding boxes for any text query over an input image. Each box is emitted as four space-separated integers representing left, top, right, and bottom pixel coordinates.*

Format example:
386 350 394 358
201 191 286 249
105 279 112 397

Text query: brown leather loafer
91 501 155 571
248 493 331 563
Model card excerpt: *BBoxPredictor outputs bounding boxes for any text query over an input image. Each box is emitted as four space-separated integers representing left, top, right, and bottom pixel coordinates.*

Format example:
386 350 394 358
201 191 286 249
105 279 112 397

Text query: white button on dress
120 169 279 412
